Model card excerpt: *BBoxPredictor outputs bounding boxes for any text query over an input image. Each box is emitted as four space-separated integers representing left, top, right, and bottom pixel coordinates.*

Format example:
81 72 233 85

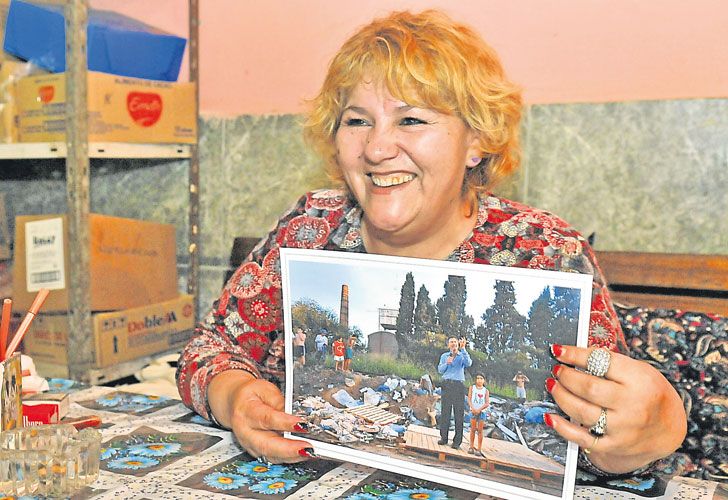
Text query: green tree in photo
414 284 438 341
436 275 468 339
528 287 555 369
395 272 416 357
478 280 527 356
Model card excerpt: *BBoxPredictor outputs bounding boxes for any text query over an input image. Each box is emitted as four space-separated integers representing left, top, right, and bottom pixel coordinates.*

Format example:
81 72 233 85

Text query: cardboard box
4 0 186 81
16 71 196 144
0 60 38 142
22 294 194 372
13 213 178 312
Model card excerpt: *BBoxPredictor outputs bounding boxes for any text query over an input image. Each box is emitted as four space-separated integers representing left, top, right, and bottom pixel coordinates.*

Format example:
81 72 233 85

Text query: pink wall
91 0 728 116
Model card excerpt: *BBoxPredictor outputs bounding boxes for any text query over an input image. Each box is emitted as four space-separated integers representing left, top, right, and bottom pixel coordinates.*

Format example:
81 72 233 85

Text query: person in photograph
513 370 530 403
314 329 328 363
332 336 346 371
292 327 307 367
177 10 687 474
343 336 356 371
437 336 472 449
468 373 490 455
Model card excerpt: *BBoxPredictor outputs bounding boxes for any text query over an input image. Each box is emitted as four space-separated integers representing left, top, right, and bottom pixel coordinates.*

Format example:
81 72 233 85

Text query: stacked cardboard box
13 214 194 377
15 71 196 144
0 1 195 144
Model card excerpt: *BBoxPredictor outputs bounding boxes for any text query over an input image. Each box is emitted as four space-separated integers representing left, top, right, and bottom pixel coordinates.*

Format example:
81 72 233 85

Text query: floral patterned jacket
177 189 626 421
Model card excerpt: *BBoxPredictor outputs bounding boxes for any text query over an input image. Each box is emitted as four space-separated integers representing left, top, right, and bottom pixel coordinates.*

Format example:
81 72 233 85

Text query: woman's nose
364 125 398 163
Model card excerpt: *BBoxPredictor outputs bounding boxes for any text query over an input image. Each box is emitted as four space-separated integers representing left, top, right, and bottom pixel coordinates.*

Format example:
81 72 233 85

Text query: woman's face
334 80 479 248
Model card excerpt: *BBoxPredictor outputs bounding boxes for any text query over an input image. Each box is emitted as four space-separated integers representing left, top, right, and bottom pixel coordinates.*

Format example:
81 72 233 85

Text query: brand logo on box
127 92 163 127
127 311 177 333
38 85 55 103
32 235 55 247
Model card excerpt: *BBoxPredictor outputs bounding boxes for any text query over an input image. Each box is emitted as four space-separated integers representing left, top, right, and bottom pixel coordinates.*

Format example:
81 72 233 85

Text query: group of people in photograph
296 327 356 371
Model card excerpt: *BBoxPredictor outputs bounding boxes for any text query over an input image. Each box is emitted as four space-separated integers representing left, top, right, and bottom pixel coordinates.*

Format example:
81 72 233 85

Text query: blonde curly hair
303 9 522 194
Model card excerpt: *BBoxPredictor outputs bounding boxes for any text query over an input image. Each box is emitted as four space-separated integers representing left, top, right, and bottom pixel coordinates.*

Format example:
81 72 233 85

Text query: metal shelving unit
0 0 200 383
0 142 192 160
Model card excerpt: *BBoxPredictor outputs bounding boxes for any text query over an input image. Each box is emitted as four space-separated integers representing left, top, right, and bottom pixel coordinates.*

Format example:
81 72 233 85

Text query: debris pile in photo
292 367 568 464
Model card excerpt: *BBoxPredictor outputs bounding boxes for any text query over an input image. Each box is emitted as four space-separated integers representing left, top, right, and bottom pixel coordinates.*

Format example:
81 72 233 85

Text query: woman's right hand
208 370 314 463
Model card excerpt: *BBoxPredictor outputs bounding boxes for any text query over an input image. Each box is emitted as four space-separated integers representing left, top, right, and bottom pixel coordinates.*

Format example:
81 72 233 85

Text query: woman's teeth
370 173 414 187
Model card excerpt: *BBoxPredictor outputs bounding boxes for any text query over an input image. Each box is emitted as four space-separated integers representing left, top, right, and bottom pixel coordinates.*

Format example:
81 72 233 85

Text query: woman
177 10 686 474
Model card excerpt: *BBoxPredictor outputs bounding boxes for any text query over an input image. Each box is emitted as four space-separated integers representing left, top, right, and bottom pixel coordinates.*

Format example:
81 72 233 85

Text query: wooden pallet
344 404 402 425
403 424 563 481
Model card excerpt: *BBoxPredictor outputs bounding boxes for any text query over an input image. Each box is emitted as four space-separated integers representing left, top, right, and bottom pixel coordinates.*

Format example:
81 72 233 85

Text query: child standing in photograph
332 336 345 371
315 329 328 364
468 373 490 455
343 336 356 371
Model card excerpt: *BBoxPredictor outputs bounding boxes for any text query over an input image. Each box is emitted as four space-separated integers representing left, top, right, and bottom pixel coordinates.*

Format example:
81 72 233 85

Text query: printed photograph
281 249 592 500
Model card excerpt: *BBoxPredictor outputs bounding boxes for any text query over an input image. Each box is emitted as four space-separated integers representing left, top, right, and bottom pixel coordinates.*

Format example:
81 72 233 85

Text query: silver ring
586 348 611 378
589 408 608 436
257 455 272 466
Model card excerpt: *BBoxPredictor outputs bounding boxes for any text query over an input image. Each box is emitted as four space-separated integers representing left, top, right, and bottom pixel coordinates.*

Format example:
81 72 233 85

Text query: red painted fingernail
545 377 557 393
550 344 564 358
293 422 309 433
551 365 562 378
543 413 555 428
298 447 316 458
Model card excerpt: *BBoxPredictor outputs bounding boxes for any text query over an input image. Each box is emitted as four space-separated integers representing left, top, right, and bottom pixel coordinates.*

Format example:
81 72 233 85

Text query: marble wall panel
520 99 728 254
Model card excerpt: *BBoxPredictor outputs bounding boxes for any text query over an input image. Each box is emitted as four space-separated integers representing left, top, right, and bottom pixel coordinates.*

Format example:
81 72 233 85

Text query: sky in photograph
286 256 571 339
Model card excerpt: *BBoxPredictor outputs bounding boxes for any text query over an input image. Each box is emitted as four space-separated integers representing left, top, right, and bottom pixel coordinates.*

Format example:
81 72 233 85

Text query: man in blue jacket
437 336 472 449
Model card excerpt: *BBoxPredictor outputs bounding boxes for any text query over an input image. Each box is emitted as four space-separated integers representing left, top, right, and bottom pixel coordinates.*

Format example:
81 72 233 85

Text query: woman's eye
400 116 427 126
343 117 368 127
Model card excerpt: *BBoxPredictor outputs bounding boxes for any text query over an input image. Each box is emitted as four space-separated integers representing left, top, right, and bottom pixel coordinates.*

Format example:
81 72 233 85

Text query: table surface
28 380 725 500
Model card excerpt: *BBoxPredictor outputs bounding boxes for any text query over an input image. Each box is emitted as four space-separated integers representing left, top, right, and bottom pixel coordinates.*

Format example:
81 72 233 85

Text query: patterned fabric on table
614 304 727 481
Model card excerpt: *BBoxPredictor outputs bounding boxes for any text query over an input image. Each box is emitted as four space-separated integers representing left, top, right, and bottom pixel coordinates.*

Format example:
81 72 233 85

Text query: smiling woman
177 9 687 479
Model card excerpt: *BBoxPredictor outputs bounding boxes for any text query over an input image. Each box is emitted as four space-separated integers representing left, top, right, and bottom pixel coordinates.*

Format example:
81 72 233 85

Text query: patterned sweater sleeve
176 194 311 420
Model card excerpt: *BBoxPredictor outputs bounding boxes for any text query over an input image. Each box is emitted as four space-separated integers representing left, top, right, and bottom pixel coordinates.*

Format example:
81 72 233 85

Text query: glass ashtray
0 423 102 497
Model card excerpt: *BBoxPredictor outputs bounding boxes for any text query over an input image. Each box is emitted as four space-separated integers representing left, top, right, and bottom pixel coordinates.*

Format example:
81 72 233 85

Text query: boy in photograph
343 336 356 371
315 329 328 363
513 371 530 403
437 336 472 449
332 336 345 371
293 326 307 367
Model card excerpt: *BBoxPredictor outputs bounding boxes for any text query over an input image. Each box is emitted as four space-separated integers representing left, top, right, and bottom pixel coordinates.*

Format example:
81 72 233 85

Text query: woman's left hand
546 345 687 474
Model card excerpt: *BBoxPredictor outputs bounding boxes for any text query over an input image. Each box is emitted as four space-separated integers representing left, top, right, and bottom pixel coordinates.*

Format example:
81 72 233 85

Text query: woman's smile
368 172 415 187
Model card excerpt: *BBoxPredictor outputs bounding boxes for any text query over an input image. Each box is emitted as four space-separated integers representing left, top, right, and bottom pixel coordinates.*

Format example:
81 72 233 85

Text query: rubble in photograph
292 367 567 464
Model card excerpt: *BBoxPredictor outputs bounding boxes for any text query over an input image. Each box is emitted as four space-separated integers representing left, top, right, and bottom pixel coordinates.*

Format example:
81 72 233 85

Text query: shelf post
188 0 200 319
65 0 94 381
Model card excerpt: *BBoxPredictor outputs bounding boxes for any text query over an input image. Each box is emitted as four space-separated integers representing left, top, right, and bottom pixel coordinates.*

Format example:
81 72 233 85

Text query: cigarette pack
22 391 69 426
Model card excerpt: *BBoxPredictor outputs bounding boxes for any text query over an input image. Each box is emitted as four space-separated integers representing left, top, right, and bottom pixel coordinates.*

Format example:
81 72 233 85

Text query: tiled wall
1 99 726 315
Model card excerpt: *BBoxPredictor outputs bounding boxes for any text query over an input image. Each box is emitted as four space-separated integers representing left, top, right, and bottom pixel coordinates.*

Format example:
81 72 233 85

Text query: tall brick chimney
339 284 349 329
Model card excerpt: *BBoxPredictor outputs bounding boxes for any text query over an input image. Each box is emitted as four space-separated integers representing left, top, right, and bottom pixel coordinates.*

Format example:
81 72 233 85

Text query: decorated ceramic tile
338 468 481 500
100 425 222 477
175 410 217 427
177 453 340 498
77 391 179 416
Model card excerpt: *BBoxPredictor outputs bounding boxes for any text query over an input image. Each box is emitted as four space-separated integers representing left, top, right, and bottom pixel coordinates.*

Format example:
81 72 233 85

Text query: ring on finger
586 348 611 378
589 408 608 436
257 455 272 466
584 435 600 455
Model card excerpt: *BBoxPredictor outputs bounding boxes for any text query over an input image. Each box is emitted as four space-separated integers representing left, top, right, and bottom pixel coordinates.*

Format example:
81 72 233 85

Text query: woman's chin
363 214 416 237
